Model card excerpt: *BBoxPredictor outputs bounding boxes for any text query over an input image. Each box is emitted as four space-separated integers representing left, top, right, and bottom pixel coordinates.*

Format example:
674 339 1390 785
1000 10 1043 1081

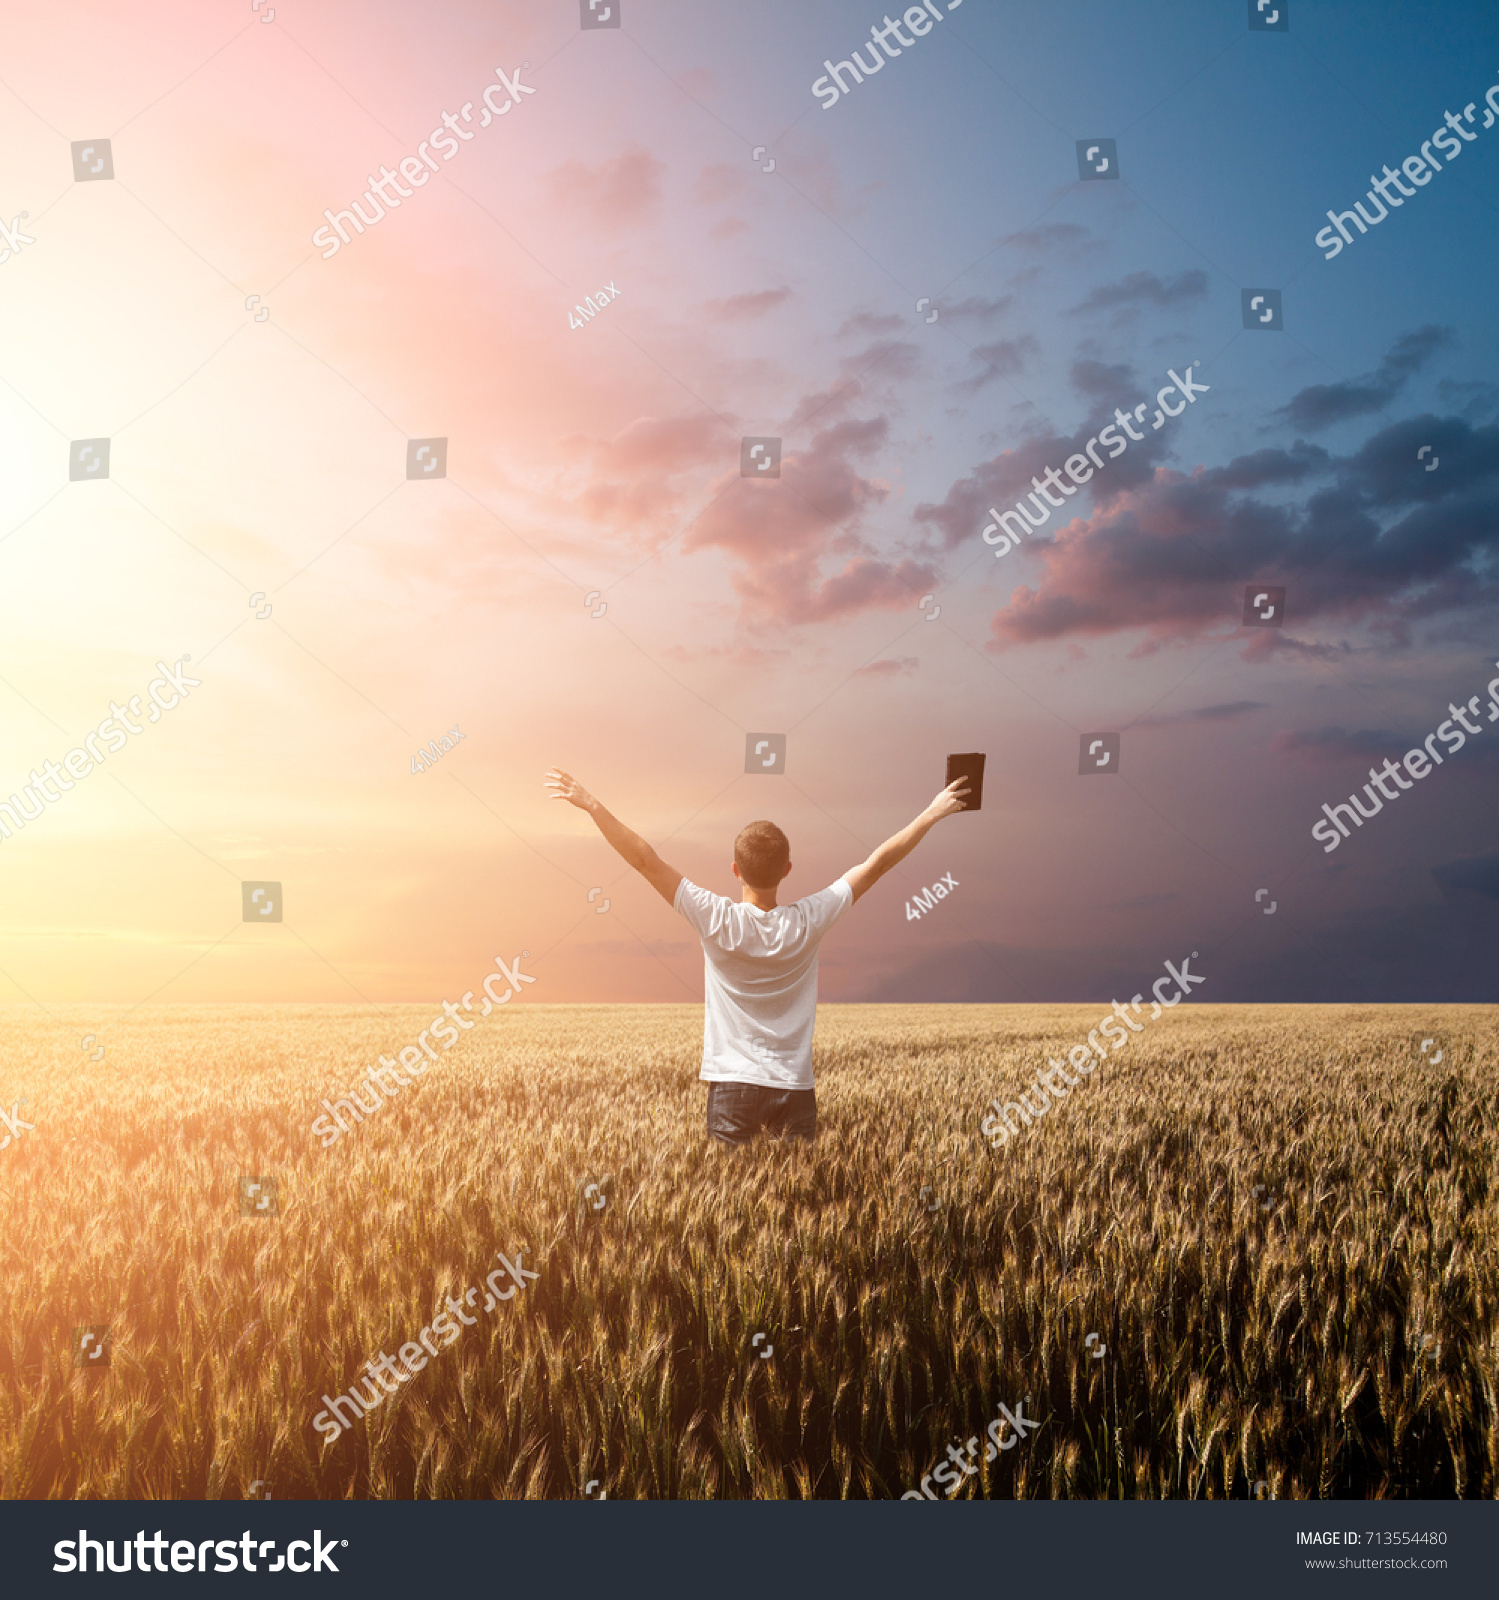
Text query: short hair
734 820 790 890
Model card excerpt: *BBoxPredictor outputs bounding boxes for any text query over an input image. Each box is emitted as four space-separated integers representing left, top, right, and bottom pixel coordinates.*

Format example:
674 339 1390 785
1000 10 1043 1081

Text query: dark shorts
705 1080 817 1145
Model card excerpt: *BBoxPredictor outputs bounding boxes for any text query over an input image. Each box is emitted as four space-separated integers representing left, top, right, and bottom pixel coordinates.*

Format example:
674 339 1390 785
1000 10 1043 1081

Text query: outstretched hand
925 777 972 821
842 777 972 903
545 769 596 811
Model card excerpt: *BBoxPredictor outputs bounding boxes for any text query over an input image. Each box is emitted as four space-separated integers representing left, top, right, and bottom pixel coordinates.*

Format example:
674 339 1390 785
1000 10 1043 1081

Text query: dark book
945 752 985 811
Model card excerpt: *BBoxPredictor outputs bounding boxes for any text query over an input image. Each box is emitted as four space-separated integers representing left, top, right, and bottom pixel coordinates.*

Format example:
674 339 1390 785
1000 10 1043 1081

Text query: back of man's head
734 820 790 891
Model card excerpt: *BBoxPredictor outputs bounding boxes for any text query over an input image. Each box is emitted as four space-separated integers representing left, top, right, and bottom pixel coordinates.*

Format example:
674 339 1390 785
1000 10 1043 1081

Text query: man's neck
741 889 779 911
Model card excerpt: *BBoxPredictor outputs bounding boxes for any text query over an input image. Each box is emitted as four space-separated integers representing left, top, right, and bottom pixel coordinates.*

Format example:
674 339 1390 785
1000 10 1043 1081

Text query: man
544 768 970 1144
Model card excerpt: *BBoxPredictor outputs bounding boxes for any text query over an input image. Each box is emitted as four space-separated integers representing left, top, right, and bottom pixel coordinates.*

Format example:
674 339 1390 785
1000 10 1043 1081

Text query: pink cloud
987 475 1234 651
682 415 934 625
695 162 749 205
676 67 718 100
855 656 919 678
544 146 665 229
703 287 792 323
563 412 730 535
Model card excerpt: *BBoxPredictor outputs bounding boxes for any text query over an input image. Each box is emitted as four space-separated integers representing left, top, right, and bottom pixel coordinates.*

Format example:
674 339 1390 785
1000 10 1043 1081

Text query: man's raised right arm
544 769 683 906
841 778 970 904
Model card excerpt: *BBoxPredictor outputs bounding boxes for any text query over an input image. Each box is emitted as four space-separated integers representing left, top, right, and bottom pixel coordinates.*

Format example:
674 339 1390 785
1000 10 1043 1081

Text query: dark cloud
912 330 1499 649
1273 709 1499 769
1270 726 1410 763
943 294 1015 324
955 335 1040 395
837 337 920 384
837 310 905 339
1136 700 1268 727
1436 377 1499 424
787 377 865 431
1341 412 1496 510
911 361 1170 550
975 396 1499 649
828 883 1499 1003
1070 359 1135 402
1001 223 1093 256
1239 632 1353 663
1275 325 1450 432
1432 852 1499 901
1068 269 1209 316
1198 441 1330 492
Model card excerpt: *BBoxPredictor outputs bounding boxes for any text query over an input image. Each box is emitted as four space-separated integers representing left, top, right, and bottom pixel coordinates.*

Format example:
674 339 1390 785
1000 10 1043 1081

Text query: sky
0 0 1496 1017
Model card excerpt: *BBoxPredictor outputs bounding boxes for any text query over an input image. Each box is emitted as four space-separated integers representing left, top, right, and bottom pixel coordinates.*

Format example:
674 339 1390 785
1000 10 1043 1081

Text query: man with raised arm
545 768 970 1144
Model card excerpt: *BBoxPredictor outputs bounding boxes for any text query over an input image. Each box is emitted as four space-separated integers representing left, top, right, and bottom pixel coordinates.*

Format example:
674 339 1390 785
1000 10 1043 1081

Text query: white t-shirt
674 876 854 1089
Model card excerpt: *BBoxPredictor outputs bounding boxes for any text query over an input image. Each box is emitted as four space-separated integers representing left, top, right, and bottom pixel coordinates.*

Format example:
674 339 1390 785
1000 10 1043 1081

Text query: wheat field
0 1001 1494 1500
